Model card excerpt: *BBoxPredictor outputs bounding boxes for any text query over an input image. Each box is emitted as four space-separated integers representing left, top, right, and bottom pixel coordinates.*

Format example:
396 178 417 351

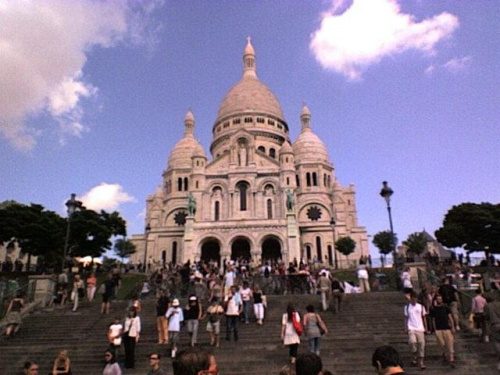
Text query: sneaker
484 336 490 343
171 349 176 358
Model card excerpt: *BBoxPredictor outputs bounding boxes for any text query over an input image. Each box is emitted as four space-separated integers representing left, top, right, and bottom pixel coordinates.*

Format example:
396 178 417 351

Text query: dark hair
476 288 482 295
287 303 295 321
296 353 322 375
105 350 116 364
371 345 403 369
409 291 418 299
24 361 36 370
150 352 161 359
172 347 210 375
306 304 315 313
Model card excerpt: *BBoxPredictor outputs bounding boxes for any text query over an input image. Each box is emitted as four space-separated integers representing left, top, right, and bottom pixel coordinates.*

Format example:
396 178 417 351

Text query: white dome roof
167 111 206 169
217 76 284 121
293 130 329 163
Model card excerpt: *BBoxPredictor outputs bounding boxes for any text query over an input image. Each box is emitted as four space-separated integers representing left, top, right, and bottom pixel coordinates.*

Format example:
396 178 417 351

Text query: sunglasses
150 357 159 360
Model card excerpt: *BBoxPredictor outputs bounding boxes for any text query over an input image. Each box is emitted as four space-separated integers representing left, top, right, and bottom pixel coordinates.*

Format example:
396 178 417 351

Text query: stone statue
286 189 294 212
238 142 247 166
188 193 197 216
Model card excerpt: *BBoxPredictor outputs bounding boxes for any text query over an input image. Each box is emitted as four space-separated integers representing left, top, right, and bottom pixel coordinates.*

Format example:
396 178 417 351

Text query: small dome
167 136 206 169
300 103 311 117
279 141 293 154
293 131 329 164
185 110 195 123
244 37 255 56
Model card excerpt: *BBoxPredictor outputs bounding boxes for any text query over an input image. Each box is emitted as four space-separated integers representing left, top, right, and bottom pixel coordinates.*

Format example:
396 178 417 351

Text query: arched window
312 172 318 186
195 181 199 189
327 175 331 186
324 174 327 186
285 157 289 163
214 201 220 221
237 182 249 211
286 177 290 185
184 177 189 191
177 178 182 191
316 236 323 262
172 241 177 264
296 174 300 187
258 146 265 153
269 148 276 159
306 245 312 260
267 199 273 219
306 173 311 187
327 245 333 266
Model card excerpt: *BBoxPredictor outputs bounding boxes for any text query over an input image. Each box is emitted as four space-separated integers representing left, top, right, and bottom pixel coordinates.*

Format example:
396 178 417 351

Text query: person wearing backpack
206 298 224 347
281 303 301 364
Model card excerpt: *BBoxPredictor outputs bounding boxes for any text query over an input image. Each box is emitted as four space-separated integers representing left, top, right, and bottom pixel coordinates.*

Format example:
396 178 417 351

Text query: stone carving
188 193 197 216
286 189 294 212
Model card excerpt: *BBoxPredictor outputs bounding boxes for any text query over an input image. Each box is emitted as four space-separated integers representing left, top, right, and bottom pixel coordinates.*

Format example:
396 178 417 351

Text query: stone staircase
0 291 498 374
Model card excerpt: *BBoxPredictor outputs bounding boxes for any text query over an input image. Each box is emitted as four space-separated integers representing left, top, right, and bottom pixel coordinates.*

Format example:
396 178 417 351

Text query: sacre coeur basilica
130 39 369 269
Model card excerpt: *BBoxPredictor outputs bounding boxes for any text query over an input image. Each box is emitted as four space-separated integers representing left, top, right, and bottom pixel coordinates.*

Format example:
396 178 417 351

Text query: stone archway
262 236 282 262
201 239 221 264
231 238 251 261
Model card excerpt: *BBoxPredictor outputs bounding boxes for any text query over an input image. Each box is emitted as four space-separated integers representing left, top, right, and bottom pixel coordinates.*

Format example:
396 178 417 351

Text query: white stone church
130 39 369 268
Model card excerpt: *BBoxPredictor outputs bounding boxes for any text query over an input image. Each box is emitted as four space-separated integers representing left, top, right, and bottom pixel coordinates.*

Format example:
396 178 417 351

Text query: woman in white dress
281 303 301 363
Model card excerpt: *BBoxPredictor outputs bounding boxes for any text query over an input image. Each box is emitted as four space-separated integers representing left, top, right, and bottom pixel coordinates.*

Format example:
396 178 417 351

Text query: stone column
286 213 301 264
28 275 56 308
182 217 195 263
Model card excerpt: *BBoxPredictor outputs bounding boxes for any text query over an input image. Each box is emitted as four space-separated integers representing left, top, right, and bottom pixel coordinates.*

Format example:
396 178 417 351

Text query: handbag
292 312 303 336
316 314 326 335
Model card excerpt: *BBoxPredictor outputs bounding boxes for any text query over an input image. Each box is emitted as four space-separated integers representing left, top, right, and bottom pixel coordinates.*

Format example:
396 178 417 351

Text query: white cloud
0 0 163 151
310 0 459 80
79 183 136 212
443 56 472 73
425 56 472 75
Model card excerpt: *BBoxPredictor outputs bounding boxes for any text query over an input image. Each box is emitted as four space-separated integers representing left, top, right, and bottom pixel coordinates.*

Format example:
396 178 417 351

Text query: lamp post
143 223 151 273
62 193 81 273
379 181 396 264
330 217 338 269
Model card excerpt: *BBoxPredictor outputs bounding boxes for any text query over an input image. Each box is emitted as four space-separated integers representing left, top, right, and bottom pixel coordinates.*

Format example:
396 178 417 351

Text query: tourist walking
4 292 24 338
156 289 170 345
223 265 236 296
240 281 252 324
224 286 242 341
102 350 122 375
86 272 97 302
185 295 203 346
101 275 115 315
166 298 184 358
485 297 500 371
317 271 331 311
71 274 84 312
401 267 413 297
206 298 224 347
439 277 460 331
281 303 301 364
357 264 370 293
331 277 344 313
471 288 488 342
107 317 123 359
404 292 427 370
50 349 71 375
303 304 327 356
252 284 265 325
123 307 141 369
429 294 456 368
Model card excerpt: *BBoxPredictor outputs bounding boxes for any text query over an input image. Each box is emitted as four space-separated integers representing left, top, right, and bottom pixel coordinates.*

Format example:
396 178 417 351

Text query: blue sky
1 0 499 258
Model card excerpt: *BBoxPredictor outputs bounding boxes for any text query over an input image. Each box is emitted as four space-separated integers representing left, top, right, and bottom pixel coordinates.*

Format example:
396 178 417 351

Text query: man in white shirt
225 286 242 341
405 292 428 370
166 299 184 358
223 266 236 296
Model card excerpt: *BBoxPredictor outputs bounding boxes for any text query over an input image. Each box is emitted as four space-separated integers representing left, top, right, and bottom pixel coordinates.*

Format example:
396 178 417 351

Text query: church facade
130 40 369 268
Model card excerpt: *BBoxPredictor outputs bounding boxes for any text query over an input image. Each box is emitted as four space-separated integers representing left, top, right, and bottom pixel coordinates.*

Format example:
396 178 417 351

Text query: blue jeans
243 301 251 323
226 315 238 341
308 337 321 354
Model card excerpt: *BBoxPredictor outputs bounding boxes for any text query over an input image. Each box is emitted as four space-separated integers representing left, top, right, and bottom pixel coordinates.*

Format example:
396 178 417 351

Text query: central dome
217 77 284 121
215 38 284 123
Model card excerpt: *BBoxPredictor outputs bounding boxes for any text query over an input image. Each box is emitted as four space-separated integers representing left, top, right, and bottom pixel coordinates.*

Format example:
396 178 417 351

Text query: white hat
172 299 180 306
189 296 197 301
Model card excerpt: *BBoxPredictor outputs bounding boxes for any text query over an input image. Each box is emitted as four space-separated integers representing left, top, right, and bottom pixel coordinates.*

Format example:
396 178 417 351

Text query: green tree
403 232 427 259
113 238 137 262
435 203 500 257
373 230 397 265
0 202 66 269
68 208 127 258
335 236 356 260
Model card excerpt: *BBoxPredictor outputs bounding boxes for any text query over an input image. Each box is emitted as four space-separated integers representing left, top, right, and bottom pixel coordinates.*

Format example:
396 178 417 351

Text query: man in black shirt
156 290 170 344
438 277 460 331
430 294 456 367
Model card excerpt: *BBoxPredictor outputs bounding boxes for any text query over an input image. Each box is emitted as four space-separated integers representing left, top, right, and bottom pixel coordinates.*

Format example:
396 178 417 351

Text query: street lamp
143 223 151 273
379 181 396 263
330 217 338 269
62 193 81 273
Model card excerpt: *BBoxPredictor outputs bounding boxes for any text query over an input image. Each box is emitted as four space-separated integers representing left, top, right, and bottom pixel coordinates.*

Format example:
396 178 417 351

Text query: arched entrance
231 238 251 261
201 239 221 264
261 237 282 262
